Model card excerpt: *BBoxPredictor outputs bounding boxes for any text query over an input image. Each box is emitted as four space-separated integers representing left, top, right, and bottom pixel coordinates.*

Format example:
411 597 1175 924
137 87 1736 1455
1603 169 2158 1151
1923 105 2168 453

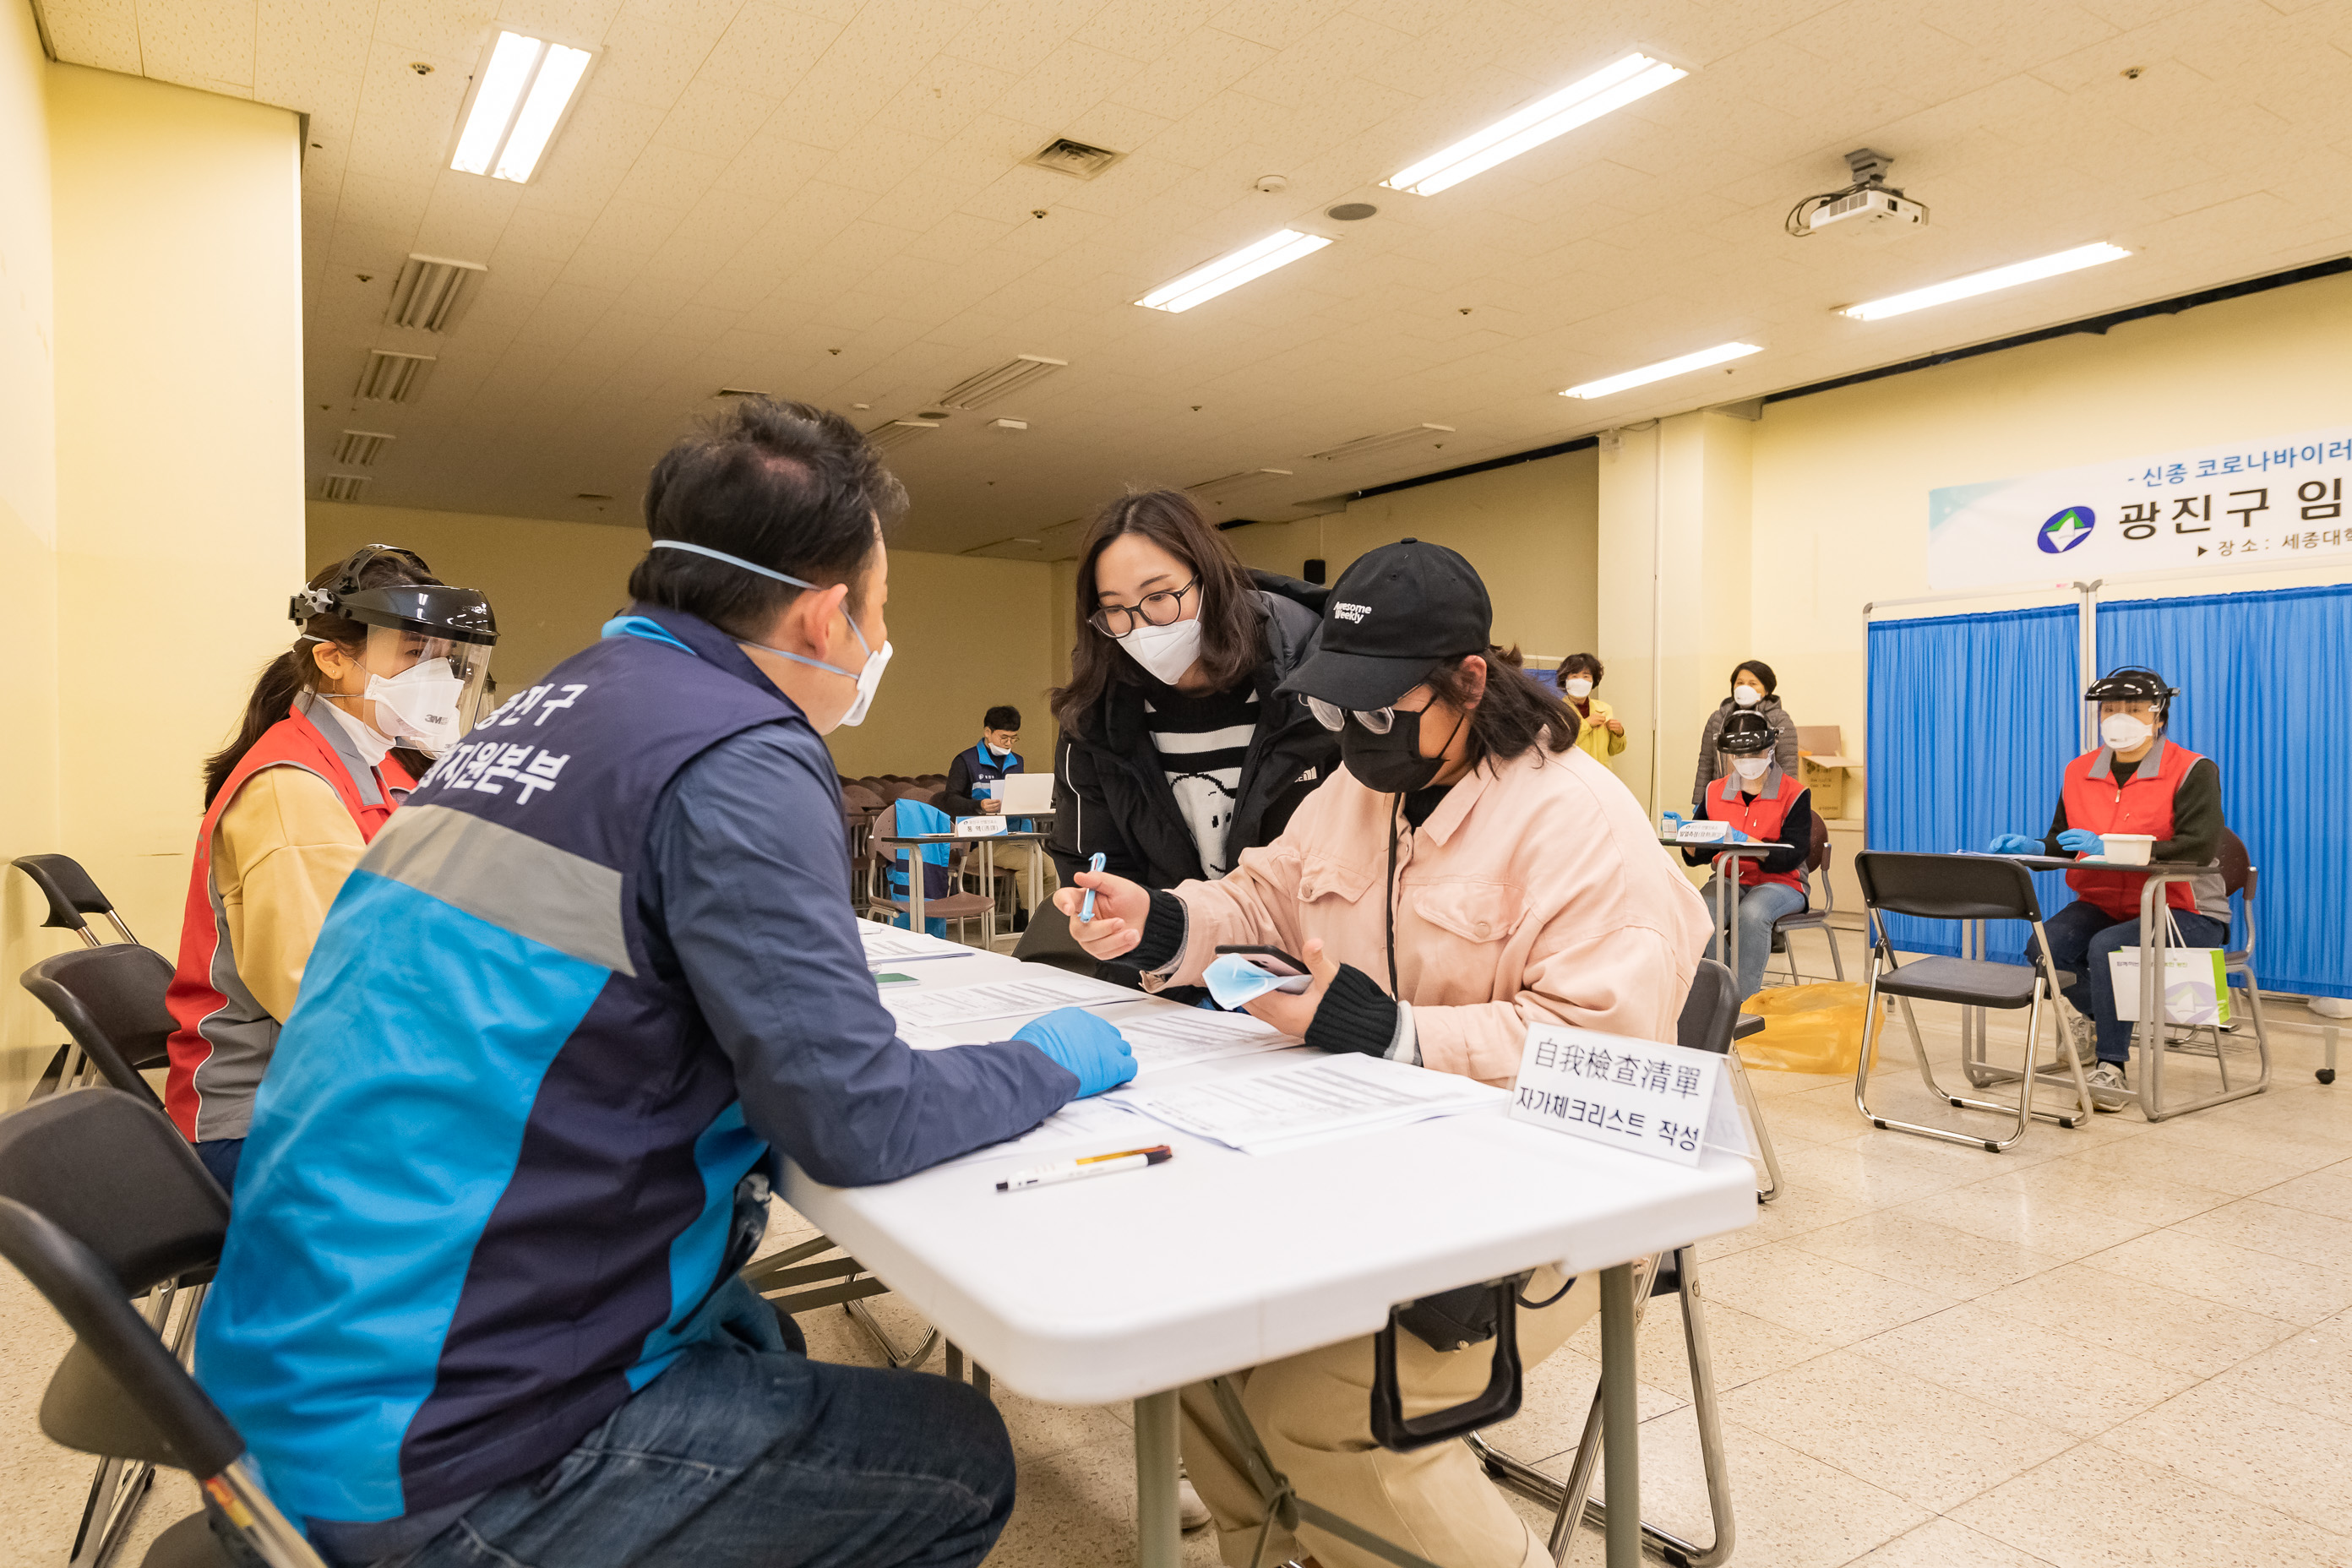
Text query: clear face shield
346 623 495 753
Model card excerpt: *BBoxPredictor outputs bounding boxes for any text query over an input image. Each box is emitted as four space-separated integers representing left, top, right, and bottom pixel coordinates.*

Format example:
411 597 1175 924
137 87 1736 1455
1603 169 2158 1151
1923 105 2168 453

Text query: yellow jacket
1569 694 1626 765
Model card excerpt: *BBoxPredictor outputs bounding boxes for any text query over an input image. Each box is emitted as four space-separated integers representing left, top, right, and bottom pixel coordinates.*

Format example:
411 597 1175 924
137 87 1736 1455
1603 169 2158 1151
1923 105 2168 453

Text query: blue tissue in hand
1203 952 1309 1010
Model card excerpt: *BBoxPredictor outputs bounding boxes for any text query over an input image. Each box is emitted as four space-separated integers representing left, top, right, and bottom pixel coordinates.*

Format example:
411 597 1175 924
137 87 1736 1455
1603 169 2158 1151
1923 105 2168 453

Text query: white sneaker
2061 1011 2096 1067
1179 1472 1212 1531
2087 1061 2130 1112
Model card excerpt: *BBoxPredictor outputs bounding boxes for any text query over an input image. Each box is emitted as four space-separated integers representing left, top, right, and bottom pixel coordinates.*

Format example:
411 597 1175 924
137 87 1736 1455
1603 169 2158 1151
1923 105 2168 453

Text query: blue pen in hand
1078 852 1107 923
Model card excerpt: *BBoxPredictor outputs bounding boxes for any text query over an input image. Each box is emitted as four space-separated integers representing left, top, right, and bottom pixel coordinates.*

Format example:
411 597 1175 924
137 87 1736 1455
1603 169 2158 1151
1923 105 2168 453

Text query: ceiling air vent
319 474 372 502
386 254 487 333
1306 423 1455 462
867 420 942 452
1185 467 1293 502
357 350 435 403
937 353 1066 410
1023 138 1125 180
335 430 395 466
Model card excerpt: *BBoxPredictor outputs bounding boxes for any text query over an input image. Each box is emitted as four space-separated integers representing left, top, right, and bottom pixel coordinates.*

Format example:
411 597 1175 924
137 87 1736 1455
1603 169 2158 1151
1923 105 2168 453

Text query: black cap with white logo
1277 538 1492 710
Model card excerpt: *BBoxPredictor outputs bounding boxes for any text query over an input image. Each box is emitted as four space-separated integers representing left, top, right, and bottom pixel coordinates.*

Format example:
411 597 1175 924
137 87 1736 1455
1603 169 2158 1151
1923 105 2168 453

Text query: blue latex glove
1014 1007 1137 1097
1725 828 1750 843
1987 833 2042 855
2057 828 2104 856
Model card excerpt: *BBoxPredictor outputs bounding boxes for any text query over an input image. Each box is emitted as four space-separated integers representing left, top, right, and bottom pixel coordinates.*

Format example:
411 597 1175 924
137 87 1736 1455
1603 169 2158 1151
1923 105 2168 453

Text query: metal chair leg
1725 1048 1782 1204
1858 967 2078 1152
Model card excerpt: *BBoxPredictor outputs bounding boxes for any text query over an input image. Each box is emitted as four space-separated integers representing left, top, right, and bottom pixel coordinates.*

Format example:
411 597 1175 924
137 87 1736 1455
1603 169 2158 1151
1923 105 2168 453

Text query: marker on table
1078 851 1108 923
996 1145 1172 1193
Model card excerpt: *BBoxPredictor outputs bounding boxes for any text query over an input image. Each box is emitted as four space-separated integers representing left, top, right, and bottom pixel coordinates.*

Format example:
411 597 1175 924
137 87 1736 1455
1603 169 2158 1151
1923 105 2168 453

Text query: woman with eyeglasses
1052 541 1711 1568
1048 488 1339 897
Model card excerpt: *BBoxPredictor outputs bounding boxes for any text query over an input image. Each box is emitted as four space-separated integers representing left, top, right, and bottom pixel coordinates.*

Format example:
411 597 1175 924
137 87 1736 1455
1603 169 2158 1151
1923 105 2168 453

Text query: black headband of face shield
290 544 437 623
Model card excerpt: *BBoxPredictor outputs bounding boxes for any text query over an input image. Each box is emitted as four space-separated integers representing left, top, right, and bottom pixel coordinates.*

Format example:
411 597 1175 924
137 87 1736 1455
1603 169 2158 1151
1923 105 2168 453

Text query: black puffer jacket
1050 573 1340 890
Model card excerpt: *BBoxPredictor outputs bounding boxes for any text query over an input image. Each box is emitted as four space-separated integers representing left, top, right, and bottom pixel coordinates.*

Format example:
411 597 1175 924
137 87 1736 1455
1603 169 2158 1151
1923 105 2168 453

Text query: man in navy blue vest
941 705 1056 930
195 399 1136 1567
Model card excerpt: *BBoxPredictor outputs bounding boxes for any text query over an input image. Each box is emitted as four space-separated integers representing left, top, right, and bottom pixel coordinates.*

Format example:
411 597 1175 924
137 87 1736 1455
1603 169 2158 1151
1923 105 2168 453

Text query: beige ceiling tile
132 0 259 93
593 8 722 108
1209 0 1350 49
713 131 835 198
763 67 884 150
336 171 438 237
521 93 670 213
498 202 599 258
655 79 781 158
1108 24 1273 120
253 0 371 89
583 194 692 250
370 0 496 60
42 0 144 72
945 0 1102 76
696 0 841 95
325 220 422 270
900 209 1022 259
877 57 1019 141
500 0 629 46
821 128 949 194
1227 9 1414 109
613 142 727 207
558 244 654 291
412 172 527 258
993 41 1152 128
343 41 474 181
1070 0 1215 60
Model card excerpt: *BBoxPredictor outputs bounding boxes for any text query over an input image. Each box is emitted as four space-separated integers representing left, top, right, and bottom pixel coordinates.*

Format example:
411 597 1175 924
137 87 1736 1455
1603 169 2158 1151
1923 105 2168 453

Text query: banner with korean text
1927 426 2352 591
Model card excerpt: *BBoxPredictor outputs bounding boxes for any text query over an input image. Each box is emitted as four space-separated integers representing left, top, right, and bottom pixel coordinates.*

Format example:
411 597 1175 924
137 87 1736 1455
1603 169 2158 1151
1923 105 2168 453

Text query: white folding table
795 942 1756 1568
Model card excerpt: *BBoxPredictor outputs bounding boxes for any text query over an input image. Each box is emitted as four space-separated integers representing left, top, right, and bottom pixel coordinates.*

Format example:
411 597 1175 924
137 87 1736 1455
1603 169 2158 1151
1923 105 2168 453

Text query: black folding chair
1853 852 2090 1152
1469 959 1751 1568
0 1089 322 1567
21 945 178 1114
13 855 150 1102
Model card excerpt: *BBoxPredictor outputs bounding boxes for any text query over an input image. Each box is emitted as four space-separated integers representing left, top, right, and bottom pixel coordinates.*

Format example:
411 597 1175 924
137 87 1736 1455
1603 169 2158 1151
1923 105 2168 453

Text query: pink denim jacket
1153 744 1712 1086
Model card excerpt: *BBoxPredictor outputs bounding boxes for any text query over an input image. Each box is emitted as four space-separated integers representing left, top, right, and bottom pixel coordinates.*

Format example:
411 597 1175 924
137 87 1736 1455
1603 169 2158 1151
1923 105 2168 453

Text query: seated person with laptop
941 704 1057 930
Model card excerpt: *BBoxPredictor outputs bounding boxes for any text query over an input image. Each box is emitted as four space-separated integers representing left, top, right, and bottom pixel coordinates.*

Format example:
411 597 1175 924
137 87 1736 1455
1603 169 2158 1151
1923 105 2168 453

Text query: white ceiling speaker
334 430 396 466
356 350 435 403
1306 423 1455 461
1023 138 1125 180
1185 467 1294 501
386 254 487 333
868 420 942 451
319 474 372 501
937 354 1067 410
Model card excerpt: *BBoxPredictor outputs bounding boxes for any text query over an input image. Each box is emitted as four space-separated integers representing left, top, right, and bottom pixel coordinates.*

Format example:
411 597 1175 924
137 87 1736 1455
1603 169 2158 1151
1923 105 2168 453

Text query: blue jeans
297 1281 1017 1568
1698 878 1807 1001
194 1137 242 1195
2032 900 2229 1065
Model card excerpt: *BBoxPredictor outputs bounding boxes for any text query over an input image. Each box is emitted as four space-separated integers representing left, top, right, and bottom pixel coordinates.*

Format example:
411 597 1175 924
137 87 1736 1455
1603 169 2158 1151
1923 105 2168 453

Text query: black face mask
1341 706 1462 795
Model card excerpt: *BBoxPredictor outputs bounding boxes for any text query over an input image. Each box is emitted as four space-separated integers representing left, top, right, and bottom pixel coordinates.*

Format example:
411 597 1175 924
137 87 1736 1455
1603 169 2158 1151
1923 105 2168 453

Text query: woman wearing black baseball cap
1053 539 1712 1568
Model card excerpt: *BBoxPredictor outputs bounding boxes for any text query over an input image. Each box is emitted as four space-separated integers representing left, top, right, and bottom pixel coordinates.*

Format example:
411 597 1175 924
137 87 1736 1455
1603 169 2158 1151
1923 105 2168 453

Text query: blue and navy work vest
961 741 1021 792
195 606 804 1532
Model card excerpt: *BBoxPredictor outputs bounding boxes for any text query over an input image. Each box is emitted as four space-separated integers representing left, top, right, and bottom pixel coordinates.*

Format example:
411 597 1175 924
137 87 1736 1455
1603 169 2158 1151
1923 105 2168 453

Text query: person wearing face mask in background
1048 487 1339 909
1988 667 2228 1109
1691 658 1799 812
941 705 1057 929
164 546 497 1194
1555 651 1625 768
193 400 1134 1568
1684 710 1814 1002
1054 541 1709 1568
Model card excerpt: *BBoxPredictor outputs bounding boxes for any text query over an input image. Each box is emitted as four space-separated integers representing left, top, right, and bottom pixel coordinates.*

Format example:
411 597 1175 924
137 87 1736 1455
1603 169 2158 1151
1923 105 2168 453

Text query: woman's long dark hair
1050 488 1266 735
1426 645 1580 770
202 547 444 805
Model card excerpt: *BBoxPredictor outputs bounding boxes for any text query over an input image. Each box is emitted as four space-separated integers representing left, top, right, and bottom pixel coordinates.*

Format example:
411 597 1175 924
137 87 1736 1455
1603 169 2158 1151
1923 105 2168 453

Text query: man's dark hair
626 398 906 639
983 705 1021 732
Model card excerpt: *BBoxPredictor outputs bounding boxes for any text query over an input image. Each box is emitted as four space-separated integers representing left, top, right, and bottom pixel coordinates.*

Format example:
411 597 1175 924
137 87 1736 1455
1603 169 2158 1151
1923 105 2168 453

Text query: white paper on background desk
1116 1009 1293 1075
1510 1024 1750 1167
857 921 962 960
885 972 1135 1030
1111 1052 1505 1154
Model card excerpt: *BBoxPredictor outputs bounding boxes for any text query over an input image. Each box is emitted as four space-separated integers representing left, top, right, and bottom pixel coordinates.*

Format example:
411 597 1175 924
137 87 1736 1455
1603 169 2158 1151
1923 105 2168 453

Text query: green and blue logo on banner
2036 505 2095 553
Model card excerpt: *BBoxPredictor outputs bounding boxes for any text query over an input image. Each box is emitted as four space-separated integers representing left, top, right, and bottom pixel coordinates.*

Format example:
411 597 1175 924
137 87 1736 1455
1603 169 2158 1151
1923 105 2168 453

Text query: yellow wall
0 2 59 1097
1745 270 2352 785
1222 447 1602 662
309 502 1061 779
0 60 305 1097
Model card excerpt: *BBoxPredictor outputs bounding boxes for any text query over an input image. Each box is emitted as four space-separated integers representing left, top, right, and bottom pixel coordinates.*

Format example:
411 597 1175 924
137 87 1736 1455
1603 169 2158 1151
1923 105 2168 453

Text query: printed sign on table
1509 1024 1747 1168
1927 425 2352 591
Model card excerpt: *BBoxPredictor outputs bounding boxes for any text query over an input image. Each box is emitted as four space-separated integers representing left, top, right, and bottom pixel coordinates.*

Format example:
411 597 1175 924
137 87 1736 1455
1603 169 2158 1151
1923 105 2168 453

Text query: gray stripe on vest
191 869 279 1144
365 805 635 976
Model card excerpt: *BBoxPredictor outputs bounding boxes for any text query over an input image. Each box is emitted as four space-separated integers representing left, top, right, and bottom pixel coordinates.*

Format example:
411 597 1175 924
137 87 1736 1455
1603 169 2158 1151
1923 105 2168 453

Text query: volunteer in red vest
166 546 496 1191
1989 667 2227 1109
1683 709 1814 1001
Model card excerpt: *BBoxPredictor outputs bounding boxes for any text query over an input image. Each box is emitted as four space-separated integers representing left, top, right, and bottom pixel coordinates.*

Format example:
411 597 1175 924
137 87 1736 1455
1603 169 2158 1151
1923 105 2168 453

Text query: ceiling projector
1806 186 1928 231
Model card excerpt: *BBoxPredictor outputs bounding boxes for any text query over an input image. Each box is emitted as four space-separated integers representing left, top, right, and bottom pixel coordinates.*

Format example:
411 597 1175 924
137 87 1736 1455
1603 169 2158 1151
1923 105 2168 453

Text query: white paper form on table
1110 1052 1505 1155
857 920 965 961
1510 1023 1751 1168
884 971 1138 1030
933 1096 1151 1170
1116 1008 1293 1075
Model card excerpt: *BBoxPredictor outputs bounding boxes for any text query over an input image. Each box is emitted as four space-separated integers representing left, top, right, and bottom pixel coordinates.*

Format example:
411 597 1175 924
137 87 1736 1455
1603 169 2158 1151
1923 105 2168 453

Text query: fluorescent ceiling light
1383 53 1686 197
450 31 592 182
1560 341 1761 400
1838 242 2131 321
1137 231 1332 313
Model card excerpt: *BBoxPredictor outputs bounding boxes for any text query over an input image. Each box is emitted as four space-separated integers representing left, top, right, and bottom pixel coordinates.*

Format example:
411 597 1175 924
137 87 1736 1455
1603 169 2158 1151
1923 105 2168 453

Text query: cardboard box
1795 725 1861 819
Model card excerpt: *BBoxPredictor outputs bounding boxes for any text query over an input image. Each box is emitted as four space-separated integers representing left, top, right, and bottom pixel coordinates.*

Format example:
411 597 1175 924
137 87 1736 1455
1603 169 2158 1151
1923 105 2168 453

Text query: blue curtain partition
1867 604 2080 962
2098 584 2352 999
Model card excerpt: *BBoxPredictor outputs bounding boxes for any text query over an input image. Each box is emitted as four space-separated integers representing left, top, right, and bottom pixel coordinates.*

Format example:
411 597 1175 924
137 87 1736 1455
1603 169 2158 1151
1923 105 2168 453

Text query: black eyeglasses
1089 578 1199 637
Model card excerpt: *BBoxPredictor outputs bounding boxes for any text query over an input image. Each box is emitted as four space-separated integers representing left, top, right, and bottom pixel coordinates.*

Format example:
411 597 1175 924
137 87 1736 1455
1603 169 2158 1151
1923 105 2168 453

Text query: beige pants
1181 1268 1598 1568
984 841 1057 912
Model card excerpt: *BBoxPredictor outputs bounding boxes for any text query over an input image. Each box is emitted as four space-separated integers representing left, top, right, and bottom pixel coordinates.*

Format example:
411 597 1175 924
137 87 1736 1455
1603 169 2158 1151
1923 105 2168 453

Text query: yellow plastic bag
1737 983 1886 1074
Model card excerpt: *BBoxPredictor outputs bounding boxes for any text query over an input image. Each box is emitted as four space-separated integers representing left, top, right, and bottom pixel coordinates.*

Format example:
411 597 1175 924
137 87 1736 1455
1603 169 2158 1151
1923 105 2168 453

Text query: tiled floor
0 999 2344 1568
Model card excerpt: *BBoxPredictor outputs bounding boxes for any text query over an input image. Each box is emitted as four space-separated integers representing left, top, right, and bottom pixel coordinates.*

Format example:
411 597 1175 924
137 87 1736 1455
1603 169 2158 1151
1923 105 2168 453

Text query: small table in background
1659 836 1794 991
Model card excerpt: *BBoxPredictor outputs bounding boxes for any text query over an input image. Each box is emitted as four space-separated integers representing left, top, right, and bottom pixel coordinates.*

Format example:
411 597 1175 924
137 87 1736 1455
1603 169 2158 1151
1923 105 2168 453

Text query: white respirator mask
1732 685 1762 708
1732 755 1772 781
1116 618 1206 686
1563 677 1593 700
2100 714 2153 752
365 657 467 750
651 539 892 728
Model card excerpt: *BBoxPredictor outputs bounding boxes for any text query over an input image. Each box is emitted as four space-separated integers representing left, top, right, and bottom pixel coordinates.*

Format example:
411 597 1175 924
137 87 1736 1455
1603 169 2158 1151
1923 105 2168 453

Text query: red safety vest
2058 738 2208 921
1704 768 1807 895
164 703 412 1142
